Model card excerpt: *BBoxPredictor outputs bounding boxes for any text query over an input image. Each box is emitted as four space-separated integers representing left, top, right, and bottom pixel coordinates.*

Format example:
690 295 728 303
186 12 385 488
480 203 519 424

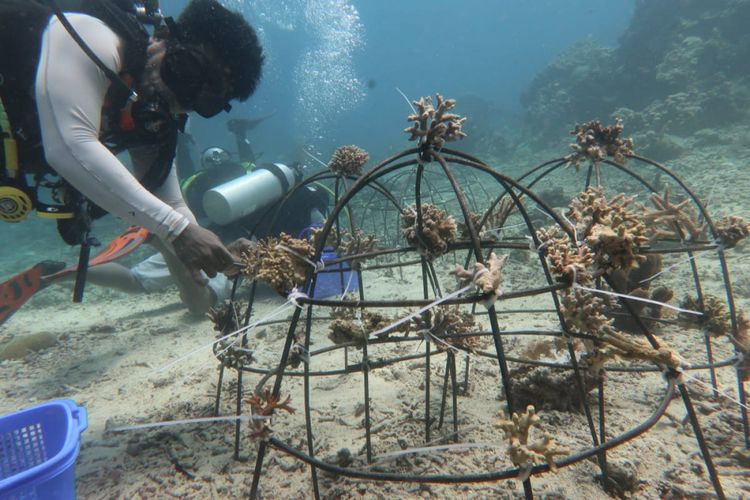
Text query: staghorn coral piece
453 252 508 304
246 389 295 440
328 145 369 176
239 233 316 295
457 212 482 240
565 118 633 169
536 226 593 284
496 405 569 475
568 187 648 272
560 288 615 337
639 185 704 242
341 229 377 263
596 330 685 371
714 215 750 249
561 286 684 371
465 197 518 240
404 93 467 150
411 305 481 352
678 294 730 337
401 203 457 258
208 301 254 369
328 301 410 347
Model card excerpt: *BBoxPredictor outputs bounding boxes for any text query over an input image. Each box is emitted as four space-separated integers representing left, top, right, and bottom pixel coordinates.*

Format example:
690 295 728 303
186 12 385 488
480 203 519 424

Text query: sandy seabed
1 143 749 499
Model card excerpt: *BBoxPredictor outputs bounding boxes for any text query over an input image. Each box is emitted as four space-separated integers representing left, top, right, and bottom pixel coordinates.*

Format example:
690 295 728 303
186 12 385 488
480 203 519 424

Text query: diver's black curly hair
175 0 264 101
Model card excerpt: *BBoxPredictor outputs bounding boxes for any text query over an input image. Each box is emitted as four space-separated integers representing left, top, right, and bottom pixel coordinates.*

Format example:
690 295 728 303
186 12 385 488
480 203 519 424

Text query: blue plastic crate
0 400 88 500
311 251 359 298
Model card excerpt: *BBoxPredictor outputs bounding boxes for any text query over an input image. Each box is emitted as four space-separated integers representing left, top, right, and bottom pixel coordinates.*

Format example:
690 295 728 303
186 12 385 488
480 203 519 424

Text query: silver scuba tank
202 162 299 225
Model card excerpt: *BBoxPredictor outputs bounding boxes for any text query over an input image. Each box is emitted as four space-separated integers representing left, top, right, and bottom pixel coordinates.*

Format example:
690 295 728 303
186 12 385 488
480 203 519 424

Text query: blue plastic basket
0 400 88 500
311 251 359 298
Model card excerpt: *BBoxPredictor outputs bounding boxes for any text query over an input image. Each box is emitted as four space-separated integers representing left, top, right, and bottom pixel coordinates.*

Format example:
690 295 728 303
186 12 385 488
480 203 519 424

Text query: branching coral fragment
411 305 481 352
329 302 410 347
567 187 648 272
560 288 615 337
453 252 508 305
639 185 704 241
405 93 467 150
246 389 295 439
536 226 593 284
208 301 254 369
401 203 457 258
328 145 369 176
565 118 633 168
496 405 569 476
679 294 730 337
239 233 315 295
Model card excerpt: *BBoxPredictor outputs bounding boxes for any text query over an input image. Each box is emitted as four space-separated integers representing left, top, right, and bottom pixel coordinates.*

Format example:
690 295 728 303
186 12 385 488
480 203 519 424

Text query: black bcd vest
0 0 178 196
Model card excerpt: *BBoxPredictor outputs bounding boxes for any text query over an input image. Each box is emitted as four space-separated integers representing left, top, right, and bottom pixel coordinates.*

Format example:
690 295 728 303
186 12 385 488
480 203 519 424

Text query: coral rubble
714 215 750 249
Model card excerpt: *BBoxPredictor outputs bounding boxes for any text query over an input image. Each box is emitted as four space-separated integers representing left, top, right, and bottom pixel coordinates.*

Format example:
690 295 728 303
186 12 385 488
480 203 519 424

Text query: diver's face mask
160 41 232 118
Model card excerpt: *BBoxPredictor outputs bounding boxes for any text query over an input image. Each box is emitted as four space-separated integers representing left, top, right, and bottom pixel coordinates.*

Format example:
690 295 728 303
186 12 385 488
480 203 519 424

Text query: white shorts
130 253 233 302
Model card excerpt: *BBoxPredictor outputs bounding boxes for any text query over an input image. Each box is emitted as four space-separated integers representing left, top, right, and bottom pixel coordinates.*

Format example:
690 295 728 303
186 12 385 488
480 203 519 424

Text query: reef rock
0 332 58 360
522 0 750 147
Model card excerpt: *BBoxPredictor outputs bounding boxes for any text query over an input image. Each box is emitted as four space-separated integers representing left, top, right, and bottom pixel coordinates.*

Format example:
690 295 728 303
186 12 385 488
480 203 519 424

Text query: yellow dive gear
1 96 75 222
0 96 32 222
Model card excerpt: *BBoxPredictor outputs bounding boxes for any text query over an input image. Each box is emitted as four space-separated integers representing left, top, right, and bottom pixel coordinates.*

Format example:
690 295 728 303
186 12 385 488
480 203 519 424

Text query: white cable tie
287 288 309 309
369 283 473 339
419 329 460 355
108 414 270 433
276 244 321 273
472 266 490 286
148 299 294 376
574 283 703 316
681 371 750 412
639 249 710 285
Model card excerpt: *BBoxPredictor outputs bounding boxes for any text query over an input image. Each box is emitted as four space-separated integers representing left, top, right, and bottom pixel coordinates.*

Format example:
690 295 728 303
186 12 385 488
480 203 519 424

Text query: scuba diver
0 0 264 303
49 119 330 316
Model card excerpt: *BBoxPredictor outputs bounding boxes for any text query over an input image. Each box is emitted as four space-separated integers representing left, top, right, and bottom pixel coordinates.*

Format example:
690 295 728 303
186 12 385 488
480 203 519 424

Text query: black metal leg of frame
438 356 450 429
597 377 608 484
363 340 373 463
679 383 725 499
214 365 225 417
449 352 459 439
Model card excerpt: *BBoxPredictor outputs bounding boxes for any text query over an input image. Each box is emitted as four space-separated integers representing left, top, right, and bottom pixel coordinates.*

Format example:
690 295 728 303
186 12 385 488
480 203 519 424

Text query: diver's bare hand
172 223 234 284
225 238 255 277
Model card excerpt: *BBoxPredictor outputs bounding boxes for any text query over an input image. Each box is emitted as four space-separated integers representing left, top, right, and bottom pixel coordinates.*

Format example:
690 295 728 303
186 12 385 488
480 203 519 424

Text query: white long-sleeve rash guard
35 13 192 242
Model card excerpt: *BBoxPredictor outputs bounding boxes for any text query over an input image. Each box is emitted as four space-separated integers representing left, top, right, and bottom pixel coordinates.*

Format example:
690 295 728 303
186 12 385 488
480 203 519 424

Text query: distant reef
520 0 750 158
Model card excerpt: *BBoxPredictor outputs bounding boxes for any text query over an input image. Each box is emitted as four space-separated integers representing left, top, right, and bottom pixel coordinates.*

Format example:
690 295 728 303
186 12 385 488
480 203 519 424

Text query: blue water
166 0 635 162
2 0 636 276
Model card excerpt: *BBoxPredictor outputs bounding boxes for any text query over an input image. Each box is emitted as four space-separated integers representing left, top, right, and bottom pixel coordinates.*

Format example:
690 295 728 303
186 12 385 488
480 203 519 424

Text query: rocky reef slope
521 0 750 158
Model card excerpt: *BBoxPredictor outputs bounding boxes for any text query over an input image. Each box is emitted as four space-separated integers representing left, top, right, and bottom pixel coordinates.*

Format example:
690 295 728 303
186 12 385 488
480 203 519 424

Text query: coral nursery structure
208 106 747 499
